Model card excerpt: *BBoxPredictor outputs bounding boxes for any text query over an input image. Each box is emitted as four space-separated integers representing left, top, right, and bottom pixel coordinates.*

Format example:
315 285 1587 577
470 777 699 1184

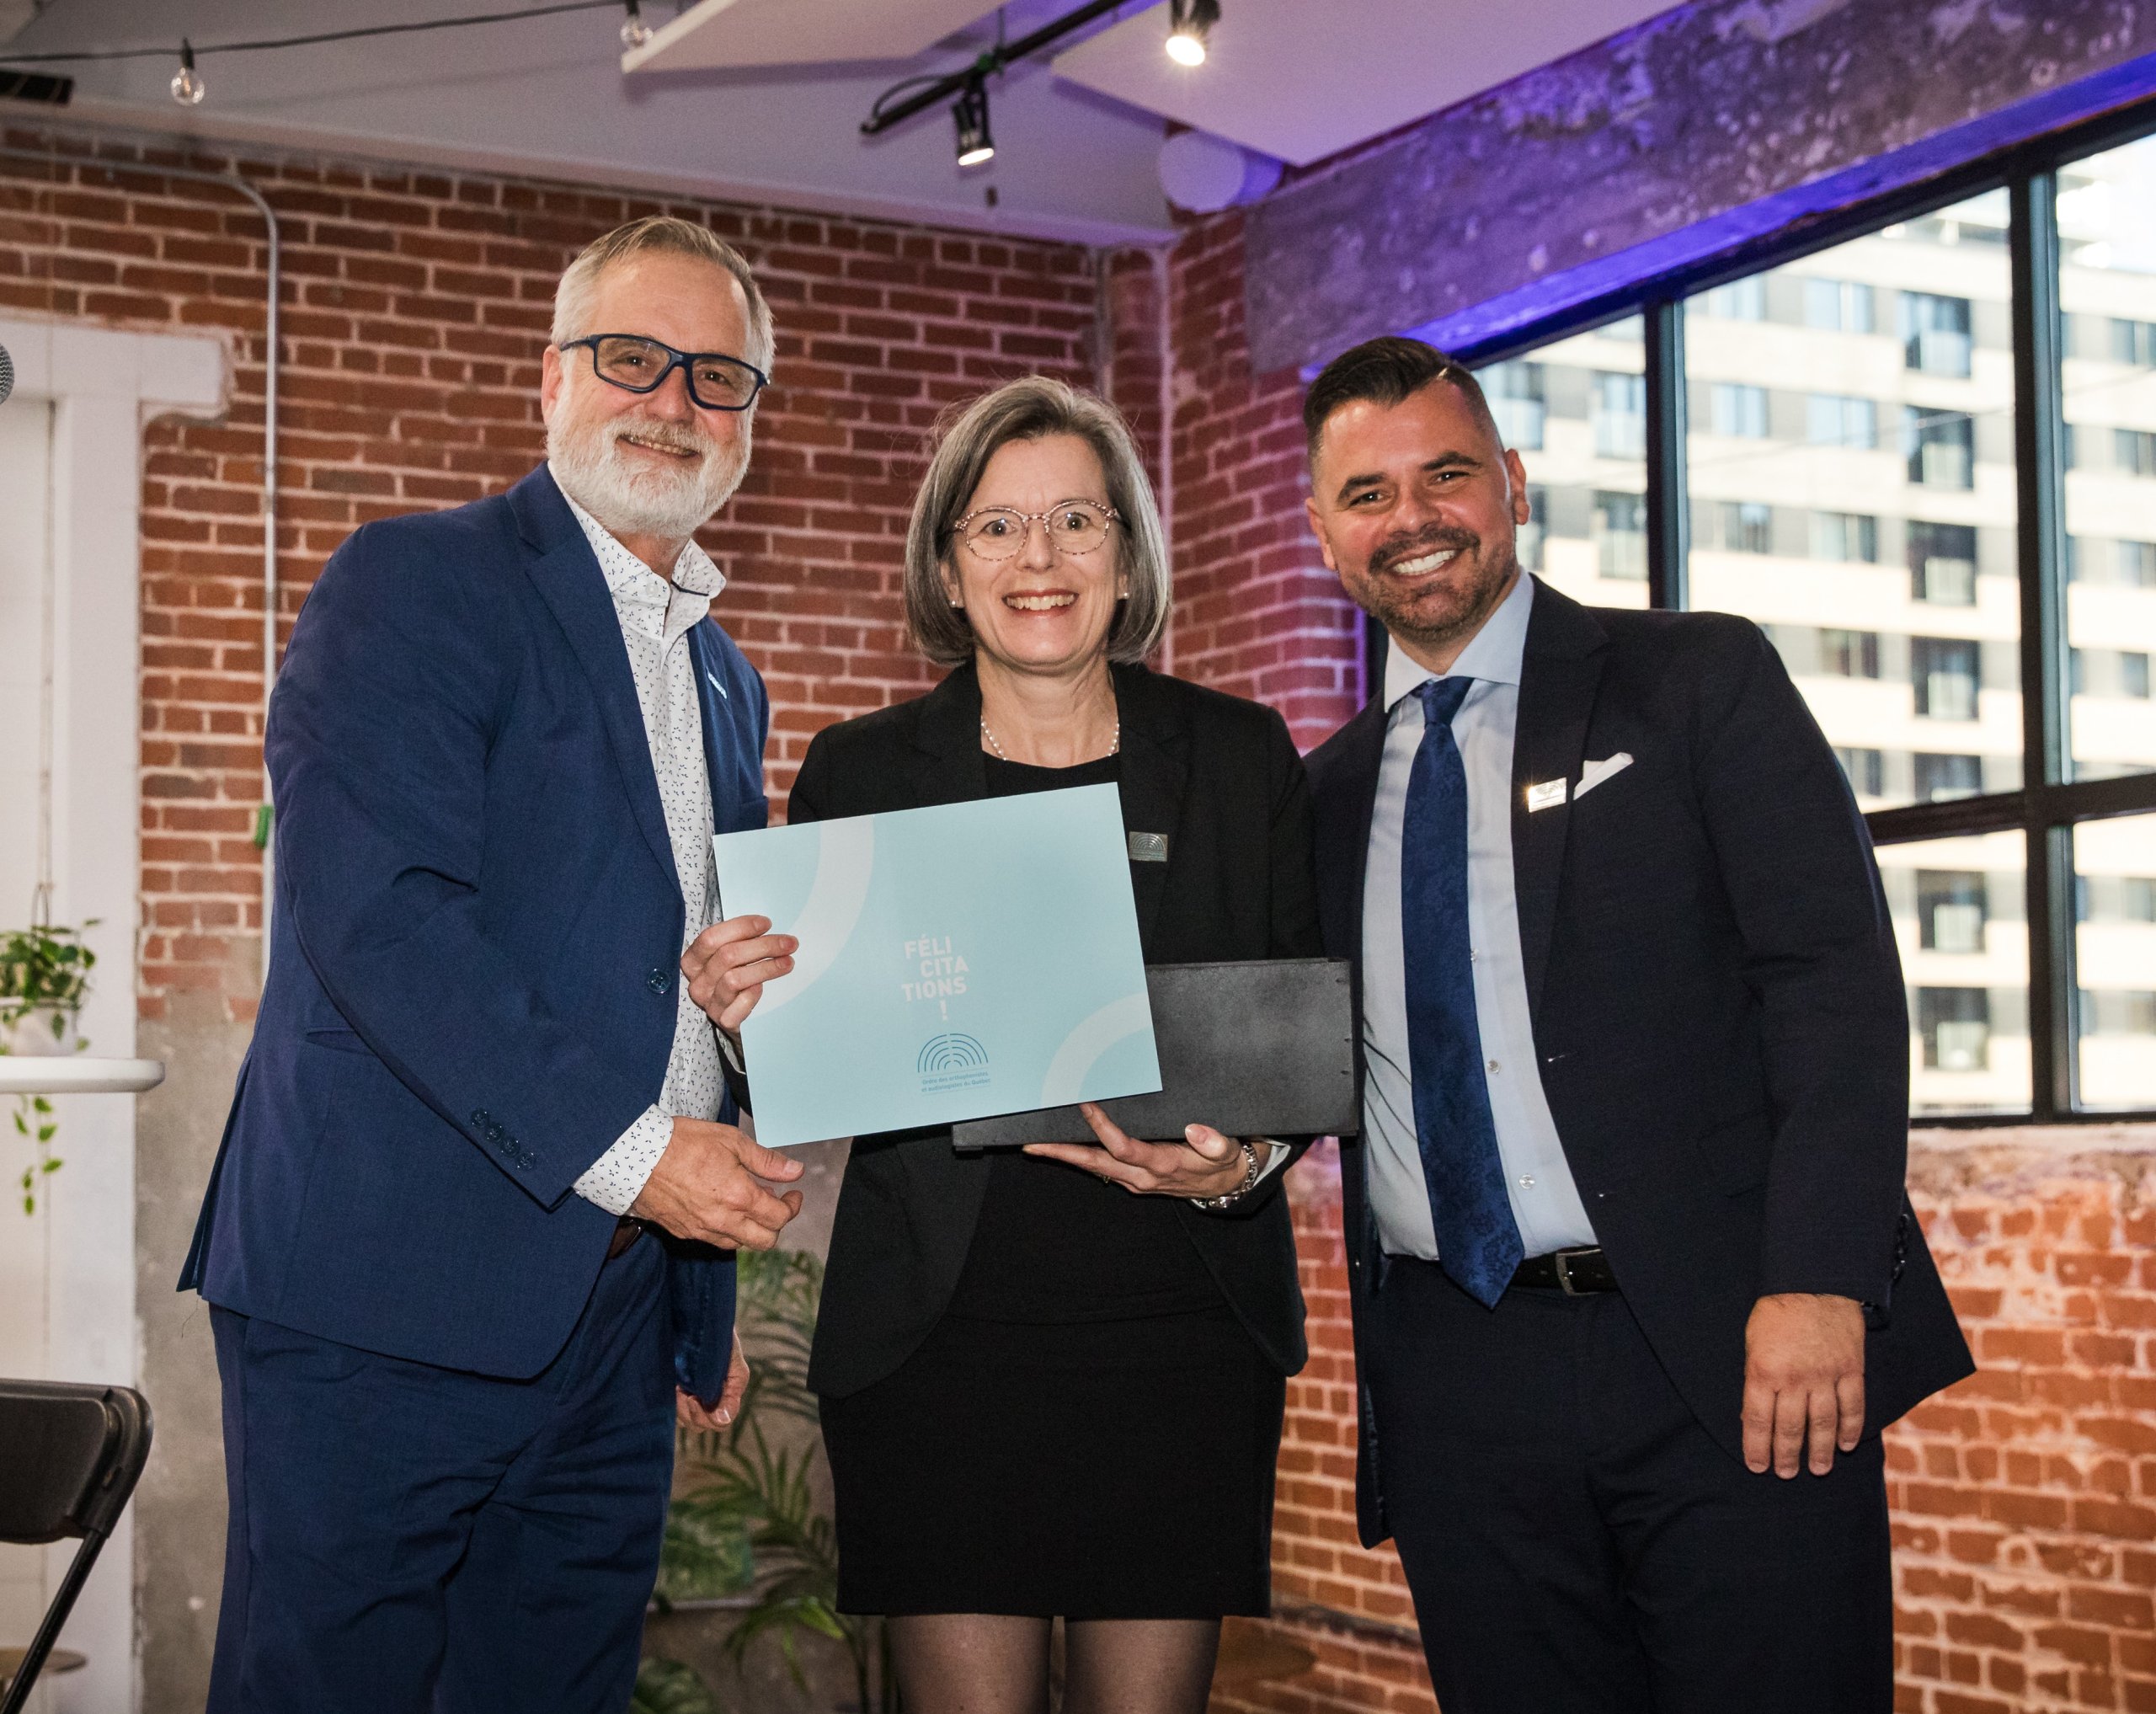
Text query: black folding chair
0 1380 152 1714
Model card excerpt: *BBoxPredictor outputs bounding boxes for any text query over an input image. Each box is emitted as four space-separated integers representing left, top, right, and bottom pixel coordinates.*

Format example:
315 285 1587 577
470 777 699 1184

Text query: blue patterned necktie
1401 677 1524 1307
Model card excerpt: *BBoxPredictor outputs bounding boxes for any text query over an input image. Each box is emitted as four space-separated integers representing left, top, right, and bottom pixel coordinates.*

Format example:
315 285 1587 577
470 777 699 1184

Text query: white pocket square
1575 753 1634 798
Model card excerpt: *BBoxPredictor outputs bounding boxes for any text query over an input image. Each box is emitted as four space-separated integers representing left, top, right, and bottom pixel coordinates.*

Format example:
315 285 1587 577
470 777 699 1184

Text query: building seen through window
1465 135 2156 1117
1887 830 2028 1110
2075 814 2156 1108
1678 188 2024 824
1474 328 1646 609
2062 134 2156 791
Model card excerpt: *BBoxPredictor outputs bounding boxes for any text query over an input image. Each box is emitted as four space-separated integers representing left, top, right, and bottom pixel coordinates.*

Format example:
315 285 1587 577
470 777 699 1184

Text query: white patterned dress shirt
1360 572 1598 1261
555 469 729 1216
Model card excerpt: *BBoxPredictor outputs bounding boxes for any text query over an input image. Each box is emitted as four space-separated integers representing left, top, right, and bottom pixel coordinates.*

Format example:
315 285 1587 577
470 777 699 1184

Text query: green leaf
628 1656 721 1714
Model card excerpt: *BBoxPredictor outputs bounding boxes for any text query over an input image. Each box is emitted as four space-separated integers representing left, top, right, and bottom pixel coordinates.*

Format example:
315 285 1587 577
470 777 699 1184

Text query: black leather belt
606 1217 643 1262
1511 1247 1619 1295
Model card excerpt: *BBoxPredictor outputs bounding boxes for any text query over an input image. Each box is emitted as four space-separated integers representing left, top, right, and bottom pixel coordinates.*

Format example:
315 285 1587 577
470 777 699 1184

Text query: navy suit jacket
181 466 768 1404
1308 578 1972 1546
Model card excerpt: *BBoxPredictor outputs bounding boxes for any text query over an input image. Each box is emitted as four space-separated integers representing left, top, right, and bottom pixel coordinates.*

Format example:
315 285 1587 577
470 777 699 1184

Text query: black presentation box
950 958 1358 1151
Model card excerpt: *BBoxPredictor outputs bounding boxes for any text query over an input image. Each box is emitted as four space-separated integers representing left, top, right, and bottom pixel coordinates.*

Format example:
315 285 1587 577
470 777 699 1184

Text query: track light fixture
1165 0 1219 67
169 39 205 104
953 75 995 168
618 0 652 50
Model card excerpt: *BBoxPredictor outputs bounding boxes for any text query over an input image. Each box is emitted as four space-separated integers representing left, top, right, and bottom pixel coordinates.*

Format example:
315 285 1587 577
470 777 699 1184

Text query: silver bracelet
1191 1140 1262 1209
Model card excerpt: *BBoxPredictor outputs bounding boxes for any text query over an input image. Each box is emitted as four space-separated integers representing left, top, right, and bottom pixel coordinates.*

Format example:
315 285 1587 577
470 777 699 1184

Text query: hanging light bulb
1165 0 1220 67
169 39 205 106
953 76 995 168
619 0 653 50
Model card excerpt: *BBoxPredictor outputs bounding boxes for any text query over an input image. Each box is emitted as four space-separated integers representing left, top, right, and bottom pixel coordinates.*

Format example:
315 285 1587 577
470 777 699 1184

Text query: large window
1445 109 2156 1124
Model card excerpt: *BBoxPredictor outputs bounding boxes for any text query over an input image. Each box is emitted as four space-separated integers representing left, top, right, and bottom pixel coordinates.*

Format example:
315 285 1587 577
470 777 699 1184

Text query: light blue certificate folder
712 784 1161 1147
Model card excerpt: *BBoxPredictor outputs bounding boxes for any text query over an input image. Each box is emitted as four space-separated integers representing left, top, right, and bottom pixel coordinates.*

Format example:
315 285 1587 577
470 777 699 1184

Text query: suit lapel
1109 665 1187 952
511 469 679 889
905 664 989 808
1511 580 1608 1026
687 622 764 835
1311 694 1389 1284
1314 697 1389 965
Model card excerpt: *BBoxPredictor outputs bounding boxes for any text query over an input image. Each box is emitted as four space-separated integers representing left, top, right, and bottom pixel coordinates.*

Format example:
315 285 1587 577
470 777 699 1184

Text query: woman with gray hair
682 376 1320 1712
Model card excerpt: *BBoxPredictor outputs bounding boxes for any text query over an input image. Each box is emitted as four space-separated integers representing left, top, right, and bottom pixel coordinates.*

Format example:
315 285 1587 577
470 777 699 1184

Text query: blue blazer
181 466 769 1404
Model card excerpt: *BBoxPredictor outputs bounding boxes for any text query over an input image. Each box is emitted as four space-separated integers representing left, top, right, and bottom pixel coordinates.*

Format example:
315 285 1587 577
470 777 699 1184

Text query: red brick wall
1163 211 1362 745
1891 1132 2156 1714
0 126 1103 1023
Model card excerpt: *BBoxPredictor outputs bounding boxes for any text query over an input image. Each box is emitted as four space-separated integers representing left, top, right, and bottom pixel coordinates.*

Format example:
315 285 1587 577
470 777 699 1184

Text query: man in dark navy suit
182 218 808 1712
1301 338 1972 1712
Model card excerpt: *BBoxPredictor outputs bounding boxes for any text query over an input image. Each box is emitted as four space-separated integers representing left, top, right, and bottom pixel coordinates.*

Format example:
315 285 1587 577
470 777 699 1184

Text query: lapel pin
1128 831 1169 862
1525 780 1568 813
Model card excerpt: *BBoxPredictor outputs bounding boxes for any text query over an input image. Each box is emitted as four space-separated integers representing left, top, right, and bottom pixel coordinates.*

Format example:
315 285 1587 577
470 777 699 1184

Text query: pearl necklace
979 717 1119 761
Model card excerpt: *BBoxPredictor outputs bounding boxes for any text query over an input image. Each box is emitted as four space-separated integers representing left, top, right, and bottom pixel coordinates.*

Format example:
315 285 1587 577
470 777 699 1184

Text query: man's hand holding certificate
705 784 1161 1148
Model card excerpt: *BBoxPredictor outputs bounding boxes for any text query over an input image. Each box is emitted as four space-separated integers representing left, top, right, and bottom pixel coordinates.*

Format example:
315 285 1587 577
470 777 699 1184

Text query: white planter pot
0 1008 85 1057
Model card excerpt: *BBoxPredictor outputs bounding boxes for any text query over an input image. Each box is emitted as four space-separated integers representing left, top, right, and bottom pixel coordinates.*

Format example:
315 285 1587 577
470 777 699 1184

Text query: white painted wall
0 318 224 1714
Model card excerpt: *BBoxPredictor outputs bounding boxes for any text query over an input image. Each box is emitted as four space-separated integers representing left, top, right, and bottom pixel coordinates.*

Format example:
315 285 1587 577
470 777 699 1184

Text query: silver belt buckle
1553 1248 1584 1296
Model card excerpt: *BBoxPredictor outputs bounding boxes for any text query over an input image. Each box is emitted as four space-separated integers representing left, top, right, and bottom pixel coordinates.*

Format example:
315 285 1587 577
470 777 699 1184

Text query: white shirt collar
1382 570 1536 710
547 461 725 604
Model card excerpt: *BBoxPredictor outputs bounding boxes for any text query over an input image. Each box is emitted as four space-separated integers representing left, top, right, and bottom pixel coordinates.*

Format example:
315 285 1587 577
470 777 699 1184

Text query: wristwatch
1191 1140 1263 1210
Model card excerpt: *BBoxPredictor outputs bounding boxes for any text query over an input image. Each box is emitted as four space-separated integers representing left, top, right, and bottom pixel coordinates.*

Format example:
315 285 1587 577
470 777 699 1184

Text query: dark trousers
206 1233 675 1714
1365 1254 1892 1714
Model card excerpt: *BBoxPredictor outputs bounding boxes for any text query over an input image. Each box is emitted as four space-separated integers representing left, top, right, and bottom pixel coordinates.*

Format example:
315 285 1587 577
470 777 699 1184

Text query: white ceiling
2 0 1689 243
1054 0 1684 168
2 0 1179 244
623 0 998 72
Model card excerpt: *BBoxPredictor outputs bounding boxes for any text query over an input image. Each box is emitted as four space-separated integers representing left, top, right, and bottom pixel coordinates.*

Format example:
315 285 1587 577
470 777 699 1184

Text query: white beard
546 408 750 542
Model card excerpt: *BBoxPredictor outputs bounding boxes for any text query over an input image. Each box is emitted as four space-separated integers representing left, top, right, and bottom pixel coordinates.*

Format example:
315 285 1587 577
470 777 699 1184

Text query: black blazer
1309 579 1973 1546
792 661 1322 1400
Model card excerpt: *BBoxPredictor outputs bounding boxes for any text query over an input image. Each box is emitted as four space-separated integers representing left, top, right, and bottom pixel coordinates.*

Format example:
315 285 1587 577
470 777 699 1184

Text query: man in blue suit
181 216 809 1711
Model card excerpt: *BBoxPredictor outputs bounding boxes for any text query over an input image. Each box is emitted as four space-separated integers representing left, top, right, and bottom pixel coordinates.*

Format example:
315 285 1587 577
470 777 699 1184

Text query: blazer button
647 967 672 996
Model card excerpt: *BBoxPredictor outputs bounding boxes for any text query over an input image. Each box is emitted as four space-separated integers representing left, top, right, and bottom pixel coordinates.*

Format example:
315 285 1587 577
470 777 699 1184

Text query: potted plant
658 1247 896 1714
0 920 97 1213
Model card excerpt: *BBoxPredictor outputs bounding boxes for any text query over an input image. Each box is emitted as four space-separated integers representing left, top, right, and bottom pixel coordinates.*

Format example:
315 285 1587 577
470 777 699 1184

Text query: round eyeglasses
953 500 1121 561
558 334 768 412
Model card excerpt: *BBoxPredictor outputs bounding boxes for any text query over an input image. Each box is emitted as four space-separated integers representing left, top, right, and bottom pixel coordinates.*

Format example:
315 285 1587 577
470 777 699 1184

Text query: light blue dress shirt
1360 573 1598 1262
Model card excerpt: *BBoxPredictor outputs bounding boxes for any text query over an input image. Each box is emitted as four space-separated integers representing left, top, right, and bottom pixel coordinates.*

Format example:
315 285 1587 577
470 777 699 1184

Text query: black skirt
820 1305 1284 1620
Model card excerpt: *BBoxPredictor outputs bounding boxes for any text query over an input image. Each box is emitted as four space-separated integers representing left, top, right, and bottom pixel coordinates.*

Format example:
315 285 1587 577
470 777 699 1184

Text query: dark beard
1343 522 1519 656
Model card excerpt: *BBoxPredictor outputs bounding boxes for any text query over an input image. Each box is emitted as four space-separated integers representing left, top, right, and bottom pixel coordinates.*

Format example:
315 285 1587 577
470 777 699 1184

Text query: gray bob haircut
551 216 776 376
905 377 1171 669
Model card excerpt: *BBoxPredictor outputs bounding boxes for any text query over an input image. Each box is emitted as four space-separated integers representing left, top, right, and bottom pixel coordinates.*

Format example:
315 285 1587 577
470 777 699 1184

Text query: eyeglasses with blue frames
558 334 768 412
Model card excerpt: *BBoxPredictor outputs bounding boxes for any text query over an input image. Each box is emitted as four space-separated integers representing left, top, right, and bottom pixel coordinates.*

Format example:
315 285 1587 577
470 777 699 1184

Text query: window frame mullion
2010 168 2073 1119
1644 299 1689 611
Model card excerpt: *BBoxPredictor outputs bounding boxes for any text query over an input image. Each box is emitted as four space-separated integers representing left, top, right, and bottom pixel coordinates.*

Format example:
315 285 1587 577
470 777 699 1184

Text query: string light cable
0 0 647 104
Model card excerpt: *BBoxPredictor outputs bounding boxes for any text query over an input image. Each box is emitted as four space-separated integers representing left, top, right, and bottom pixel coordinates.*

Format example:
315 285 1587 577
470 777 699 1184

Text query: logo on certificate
917 1033 991 1094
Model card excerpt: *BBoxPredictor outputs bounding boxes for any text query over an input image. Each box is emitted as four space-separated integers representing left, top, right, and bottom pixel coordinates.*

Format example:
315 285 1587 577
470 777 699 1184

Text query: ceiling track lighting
618 0 651 50
953 74 995 168
1166 0 1220 67
169 39 204 105
862 0 1127 143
